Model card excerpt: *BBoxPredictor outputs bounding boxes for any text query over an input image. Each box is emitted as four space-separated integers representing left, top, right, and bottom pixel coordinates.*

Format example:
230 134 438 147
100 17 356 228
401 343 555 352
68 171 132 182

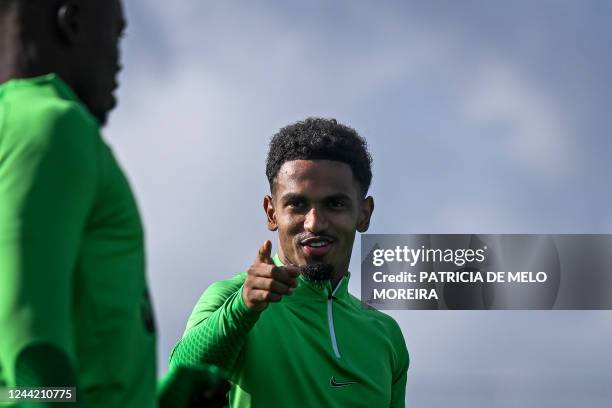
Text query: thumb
257 240 273 264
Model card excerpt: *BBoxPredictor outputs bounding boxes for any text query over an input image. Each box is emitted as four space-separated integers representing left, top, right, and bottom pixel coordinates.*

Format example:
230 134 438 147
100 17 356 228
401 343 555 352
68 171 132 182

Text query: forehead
274 160 360 197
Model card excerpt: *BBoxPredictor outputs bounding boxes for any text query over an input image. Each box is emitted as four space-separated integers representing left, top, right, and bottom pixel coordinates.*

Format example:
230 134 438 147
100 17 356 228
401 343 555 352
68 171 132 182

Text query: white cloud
463 59 569 177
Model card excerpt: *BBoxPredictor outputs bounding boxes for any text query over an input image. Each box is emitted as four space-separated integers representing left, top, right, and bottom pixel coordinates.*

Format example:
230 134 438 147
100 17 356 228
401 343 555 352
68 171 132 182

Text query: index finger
257 240 273 265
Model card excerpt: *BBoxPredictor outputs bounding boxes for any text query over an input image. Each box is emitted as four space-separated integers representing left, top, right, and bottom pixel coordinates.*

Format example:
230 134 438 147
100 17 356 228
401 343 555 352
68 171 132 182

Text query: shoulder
184 273 247 330
347 294 409 366
1 82 99 157
0 84 102 202
202 273 247 299
350 294 404 337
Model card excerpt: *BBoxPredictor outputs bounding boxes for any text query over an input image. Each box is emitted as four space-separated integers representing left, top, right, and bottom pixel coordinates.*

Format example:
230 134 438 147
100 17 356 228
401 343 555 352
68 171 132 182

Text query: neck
0 10 63 85
0 14 21 84
331 271 346 290
0 61 17 84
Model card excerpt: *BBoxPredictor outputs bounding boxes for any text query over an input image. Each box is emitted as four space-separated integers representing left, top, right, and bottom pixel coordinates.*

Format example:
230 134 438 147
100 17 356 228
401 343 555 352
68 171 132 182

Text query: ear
56 2 82 45
263 195 278 231
357 196 374 233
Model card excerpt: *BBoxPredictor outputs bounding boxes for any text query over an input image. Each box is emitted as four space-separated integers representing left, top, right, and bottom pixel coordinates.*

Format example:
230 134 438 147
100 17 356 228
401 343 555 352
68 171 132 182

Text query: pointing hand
242 241 299 311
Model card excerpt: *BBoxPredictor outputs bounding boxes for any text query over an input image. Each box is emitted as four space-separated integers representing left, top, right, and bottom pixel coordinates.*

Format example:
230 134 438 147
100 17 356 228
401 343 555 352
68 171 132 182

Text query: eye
286 199 305 209
328 199 346 209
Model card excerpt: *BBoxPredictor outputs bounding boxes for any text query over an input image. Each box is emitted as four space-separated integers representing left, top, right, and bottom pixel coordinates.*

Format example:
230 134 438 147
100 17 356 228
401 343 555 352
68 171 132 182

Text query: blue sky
106 1 612 406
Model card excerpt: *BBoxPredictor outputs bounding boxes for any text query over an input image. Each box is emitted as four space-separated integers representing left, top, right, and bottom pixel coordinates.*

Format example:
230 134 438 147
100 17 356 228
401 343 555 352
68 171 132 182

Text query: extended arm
169 275 261 373
169 241 298 374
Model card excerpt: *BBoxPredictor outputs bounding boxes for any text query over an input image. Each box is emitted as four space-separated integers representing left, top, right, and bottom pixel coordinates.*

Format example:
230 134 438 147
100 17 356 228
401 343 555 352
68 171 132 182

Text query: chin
300 263 334 282
94 101 116 126
93 110 109 126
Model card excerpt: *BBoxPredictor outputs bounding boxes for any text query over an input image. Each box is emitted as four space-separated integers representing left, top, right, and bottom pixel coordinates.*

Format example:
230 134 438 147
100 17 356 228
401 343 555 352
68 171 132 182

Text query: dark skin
243 160 374 311
0 0 125 125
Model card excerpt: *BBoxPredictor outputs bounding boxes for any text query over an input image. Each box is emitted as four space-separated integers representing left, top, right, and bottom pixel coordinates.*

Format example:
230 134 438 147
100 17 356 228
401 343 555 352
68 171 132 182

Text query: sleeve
168 273 262 374
0 104 98 392
389 320 409 408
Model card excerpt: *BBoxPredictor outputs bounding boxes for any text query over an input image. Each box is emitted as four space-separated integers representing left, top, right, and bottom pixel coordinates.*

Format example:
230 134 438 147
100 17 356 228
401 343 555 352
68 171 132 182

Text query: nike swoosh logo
330 376 359 387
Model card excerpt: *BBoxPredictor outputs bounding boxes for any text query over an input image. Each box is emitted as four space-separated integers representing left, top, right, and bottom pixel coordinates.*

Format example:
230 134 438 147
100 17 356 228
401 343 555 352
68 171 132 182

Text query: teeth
309 241 328 247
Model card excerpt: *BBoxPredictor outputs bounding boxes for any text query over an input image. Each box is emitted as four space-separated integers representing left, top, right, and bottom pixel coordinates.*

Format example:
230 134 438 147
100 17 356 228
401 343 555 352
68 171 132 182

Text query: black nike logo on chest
330 376 359 387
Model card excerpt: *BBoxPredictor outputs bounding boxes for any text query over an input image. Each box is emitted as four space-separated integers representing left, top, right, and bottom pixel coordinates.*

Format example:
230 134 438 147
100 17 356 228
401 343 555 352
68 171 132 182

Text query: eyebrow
280 193 304 203
324 193 353 202
279 193 353 202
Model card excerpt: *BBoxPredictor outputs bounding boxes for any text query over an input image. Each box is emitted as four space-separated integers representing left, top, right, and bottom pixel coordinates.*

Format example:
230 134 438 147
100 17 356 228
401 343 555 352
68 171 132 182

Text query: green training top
0 75 156 407
170 255 409 407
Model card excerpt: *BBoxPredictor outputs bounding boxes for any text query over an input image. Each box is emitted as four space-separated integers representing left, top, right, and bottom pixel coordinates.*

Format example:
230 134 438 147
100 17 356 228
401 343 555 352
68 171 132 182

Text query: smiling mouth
300 237 335 257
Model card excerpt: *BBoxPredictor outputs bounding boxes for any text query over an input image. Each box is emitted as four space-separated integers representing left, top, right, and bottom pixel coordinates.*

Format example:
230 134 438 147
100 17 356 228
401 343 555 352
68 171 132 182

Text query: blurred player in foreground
0 0 227 406
170 118 409 407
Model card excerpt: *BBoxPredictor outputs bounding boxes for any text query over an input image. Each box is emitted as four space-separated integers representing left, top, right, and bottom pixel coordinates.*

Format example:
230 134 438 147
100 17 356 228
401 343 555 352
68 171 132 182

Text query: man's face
74 0 126 125
264 160 374 278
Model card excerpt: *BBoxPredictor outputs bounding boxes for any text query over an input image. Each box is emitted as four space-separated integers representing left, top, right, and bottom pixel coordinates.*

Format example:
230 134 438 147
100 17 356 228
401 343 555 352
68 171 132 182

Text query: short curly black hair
266 117 372 196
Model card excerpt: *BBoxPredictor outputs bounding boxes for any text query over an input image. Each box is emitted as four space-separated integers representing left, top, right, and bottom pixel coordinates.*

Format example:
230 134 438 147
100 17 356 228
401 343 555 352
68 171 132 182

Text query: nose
304 207 328 233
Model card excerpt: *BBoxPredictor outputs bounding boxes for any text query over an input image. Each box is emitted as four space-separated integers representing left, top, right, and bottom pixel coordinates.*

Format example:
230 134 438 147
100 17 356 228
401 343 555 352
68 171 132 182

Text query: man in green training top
0 0 227 407
170 118 410 407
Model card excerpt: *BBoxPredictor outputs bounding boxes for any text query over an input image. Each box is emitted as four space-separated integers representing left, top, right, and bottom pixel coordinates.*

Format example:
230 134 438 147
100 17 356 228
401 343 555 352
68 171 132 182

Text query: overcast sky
105 1 612 406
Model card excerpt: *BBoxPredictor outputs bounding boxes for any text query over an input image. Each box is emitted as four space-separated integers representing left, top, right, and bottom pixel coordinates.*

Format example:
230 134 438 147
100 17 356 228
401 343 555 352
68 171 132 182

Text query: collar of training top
272 253 351 300
0 73 86 111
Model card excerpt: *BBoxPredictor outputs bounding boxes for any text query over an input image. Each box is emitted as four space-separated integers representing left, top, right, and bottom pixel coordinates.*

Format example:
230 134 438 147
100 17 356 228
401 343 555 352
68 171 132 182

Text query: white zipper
327 283 341 359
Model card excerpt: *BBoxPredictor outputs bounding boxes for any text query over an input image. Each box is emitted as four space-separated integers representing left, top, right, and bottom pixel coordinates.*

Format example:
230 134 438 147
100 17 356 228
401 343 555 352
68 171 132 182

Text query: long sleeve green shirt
170 255 409 407
0 75 156 407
